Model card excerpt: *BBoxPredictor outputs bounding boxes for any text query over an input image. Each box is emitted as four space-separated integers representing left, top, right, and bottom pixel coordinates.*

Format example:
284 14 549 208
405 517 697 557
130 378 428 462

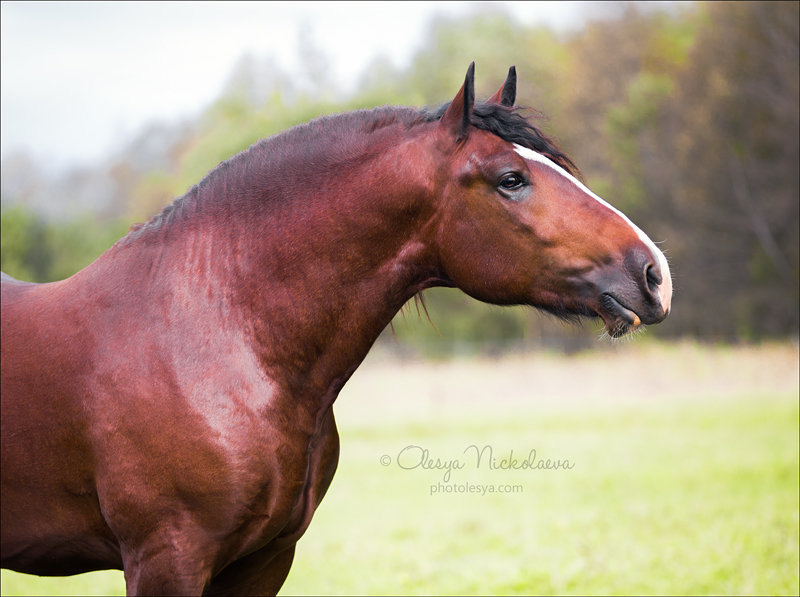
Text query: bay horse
1 64 671 595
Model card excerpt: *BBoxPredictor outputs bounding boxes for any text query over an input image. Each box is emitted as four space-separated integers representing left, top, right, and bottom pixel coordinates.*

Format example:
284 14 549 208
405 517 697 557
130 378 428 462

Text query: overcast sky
1 1 611 172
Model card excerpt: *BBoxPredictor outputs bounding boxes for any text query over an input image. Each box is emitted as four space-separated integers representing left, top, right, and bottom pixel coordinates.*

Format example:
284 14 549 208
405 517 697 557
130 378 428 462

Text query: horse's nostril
645 263 661 293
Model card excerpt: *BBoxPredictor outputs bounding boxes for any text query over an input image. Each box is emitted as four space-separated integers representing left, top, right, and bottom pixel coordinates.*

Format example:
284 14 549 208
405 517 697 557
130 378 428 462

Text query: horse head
429 63 672 337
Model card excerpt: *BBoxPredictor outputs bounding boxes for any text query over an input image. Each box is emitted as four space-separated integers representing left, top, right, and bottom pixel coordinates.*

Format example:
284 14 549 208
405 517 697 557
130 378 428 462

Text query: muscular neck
91 124 444 416
229 134 444 404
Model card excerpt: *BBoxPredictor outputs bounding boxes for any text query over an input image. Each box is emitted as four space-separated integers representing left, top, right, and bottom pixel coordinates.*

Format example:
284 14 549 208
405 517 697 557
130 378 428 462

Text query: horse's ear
438 62 475 142
488 66 516 107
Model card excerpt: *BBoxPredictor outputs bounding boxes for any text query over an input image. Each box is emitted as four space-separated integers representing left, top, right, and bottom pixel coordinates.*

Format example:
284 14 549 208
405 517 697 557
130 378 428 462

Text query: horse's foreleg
121 530 216 596
203 545 296 597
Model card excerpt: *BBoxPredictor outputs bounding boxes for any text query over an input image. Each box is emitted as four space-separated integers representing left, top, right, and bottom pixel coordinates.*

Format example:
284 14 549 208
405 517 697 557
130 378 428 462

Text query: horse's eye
498 173 525 191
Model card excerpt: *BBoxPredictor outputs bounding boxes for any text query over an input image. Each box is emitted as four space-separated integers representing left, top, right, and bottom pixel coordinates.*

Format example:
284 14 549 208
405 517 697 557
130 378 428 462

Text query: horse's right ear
437 62 475 143
488 66 516 107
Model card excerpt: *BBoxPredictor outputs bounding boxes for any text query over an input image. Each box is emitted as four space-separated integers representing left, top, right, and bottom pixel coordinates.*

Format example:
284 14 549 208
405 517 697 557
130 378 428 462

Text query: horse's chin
596 294 643 338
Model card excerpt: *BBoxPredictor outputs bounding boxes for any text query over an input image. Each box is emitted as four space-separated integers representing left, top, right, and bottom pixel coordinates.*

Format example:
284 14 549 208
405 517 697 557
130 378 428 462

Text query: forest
2 1 798 353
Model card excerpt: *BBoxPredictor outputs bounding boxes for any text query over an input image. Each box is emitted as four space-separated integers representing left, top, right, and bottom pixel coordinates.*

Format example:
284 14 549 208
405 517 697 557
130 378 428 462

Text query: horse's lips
597 294 642 337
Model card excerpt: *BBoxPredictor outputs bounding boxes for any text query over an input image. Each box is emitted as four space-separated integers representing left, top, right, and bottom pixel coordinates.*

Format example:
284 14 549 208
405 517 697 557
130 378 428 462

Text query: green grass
2 342 798 596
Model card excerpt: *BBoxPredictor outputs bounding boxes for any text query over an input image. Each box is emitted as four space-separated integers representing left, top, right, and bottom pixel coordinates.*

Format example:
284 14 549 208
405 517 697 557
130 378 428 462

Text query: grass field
2 341 798 596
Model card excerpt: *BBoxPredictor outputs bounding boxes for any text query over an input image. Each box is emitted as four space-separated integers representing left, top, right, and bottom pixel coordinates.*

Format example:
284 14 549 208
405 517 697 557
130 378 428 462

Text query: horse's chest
229 407 339 553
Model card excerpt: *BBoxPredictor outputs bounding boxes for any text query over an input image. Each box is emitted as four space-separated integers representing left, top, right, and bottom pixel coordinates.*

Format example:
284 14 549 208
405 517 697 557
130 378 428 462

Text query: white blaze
514 144 672 313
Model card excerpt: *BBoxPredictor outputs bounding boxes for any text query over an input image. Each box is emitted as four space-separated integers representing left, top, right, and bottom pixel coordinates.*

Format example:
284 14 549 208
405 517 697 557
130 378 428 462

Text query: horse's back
1 271 45 316
1 269 95 448
1 271 47 365
1 271 38 293
1 271 63 353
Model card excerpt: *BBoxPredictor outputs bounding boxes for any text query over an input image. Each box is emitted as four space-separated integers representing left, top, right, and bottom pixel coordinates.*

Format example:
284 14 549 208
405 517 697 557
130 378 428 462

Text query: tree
632 2 799 339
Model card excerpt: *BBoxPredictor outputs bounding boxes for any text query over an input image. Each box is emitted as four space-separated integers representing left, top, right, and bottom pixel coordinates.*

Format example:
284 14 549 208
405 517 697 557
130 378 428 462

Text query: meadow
2 341 798 596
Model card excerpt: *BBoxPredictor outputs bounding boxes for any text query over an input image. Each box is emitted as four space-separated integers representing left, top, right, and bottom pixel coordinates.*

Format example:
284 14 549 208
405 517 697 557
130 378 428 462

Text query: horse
1 64 672 595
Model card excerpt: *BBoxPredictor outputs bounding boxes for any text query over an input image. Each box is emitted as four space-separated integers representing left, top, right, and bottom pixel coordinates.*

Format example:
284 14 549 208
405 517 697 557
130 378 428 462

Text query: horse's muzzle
593 246 672 337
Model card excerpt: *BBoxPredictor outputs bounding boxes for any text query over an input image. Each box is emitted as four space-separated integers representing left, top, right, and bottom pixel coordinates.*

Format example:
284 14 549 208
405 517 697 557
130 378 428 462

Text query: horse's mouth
597 293 642 338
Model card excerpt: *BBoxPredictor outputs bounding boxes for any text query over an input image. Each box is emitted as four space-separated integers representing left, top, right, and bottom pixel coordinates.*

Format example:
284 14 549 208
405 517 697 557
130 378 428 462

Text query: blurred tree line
2 2 797 353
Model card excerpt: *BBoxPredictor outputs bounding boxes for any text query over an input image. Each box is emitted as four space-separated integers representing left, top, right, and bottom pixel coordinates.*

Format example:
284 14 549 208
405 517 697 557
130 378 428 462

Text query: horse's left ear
438 62 475 142
488 66 516 107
